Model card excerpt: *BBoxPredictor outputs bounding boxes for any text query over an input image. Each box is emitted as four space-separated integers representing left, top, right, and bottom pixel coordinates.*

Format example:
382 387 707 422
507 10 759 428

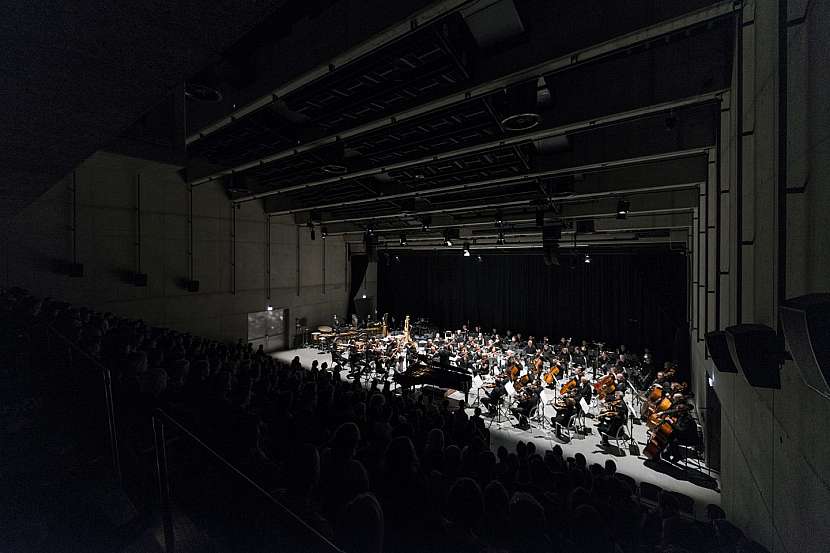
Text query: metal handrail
46 325 121 482
152 408 345 553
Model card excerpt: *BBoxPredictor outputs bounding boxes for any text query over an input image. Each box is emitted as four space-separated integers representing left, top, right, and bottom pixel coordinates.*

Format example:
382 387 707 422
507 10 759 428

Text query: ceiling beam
313 181 701 225
232 89 723 200
264 146 710 215
186 0 475 144
189 0 734 184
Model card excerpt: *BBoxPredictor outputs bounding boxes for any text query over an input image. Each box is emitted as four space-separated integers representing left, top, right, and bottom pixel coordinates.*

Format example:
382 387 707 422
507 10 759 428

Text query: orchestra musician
510 377 541 430
551 391 578 441
597 391 628 446
481 374 508 417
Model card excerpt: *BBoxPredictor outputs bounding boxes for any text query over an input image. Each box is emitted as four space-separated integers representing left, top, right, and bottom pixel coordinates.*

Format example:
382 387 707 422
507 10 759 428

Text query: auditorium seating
0 287 768 553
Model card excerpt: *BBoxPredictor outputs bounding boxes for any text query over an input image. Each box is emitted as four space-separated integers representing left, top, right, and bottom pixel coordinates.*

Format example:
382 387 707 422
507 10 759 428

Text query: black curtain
347 254 369 319
377 252 687 364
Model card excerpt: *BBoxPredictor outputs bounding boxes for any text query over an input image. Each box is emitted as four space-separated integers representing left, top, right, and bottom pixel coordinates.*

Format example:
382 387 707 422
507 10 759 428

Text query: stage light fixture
321 227 328 239
495 211 503 226
367 225 374 236
463 242 471 256
421 215 431 231
584 252 592 264
266 305 274 311
617 199 630 219
497 231 505 245
400 234 407 246
394 255 400 263
476 255 484 263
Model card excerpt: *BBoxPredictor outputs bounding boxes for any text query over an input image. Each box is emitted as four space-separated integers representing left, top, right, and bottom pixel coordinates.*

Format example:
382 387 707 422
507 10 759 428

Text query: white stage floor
273 347 721 518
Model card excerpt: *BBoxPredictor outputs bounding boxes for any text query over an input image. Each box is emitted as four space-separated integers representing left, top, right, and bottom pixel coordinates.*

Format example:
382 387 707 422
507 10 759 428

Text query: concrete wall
688 2 830 551
0 151 349 344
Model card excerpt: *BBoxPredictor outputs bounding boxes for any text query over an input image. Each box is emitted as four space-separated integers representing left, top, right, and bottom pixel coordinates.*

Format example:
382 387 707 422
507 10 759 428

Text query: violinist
511 378 541 430
481 374 508 417
598 391 628 445
551 391 578 441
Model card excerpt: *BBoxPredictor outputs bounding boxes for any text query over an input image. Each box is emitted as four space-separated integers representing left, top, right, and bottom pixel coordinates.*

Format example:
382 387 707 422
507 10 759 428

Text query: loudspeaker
68 263 84 277
780 294 830 396
133 272 148 287
725 324 784 388
186 280 200 293
705 331 737 373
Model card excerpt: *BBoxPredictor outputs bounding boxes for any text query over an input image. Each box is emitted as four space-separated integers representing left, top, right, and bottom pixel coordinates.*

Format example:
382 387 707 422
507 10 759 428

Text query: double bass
644 409 680 460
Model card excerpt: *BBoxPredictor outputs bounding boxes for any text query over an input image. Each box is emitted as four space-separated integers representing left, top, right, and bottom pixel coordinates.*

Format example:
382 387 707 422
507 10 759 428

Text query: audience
0 287 764 553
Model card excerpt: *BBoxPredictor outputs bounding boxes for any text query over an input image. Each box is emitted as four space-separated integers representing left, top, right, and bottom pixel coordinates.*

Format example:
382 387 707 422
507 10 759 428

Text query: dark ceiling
3 0 737 256
181 0 735 254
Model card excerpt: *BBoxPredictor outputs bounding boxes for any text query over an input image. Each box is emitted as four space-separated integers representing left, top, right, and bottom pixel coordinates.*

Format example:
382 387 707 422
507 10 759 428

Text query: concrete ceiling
177 0 734 253
0 0 293 221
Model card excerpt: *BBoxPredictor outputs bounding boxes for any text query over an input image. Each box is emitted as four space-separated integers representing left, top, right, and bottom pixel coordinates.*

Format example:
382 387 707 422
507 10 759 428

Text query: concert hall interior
2 1 828 552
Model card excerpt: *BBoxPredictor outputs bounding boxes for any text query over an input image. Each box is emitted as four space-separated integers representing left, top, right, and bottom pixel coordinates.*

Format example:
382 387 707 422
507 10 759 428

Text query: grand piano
393 357 473 402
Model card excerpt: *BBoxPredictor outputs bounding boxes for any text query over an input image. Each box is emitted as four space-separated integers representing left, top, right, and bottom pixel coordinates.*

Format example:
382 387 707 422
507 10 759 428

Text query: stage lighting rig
463 242 471 257
617 199 630 219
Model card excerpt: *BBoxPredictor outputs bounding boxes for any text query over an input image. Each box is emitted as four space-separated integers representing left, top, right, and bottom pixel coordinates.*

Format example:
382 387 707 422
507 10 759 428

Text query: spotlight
308 222 316 240
367 225 374 236
584 252 592 264
321 227 328 239
400 234 407 246
617 199 630 219
443 227 459 247
463 242 471 256
495 211 503 226
266 305 274 311
497 231 505 245
394 255 400 263
421 215 431 231
476 255 484 263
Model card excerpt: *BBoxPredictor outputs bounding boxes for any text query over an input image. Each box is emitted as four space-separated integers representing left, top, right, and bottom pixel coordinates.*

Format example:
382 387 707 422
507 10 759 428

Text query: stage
273 347 720 518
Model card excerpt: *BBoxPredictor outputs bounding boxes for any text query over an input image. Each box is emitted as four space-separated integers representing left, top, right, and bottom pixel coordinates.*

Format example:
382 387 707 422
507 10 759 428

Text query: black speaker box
186 280 200 293
725 324 784 388
780 294 830 396
705 330 738 373
69 263 84 278
133 273 148 287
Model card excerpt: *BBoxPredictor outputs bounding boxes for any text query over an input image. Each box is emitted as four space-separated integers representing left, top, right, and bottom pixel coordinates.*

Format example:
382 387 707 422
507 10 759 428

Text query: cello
543 362 561 385
560 376 578 395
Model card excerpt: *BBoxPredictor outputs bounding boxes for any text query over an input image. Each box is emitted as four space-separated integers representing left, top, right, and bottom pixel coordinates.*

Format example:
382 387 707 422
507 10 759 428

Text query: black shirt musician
510 381 541 430
552 393 578 441
598 391 628 445
481 376 507 416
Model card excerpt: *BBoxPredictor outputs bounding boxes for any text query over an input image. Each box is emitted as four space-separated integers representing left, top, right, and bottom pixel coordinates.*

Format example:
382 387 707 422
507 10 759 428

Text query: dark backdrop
377 251 687 362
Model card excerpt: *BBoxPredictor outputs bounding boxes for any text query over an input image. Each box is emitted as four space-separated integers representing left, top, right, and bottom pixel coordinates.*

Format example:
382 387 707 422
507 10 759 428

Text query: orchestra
312 315 698 469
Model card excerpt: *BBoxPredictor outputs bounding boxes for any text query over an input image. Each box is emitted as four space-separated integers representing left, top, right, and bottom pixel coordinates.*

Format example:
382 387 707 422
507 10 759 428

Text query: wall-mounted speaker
725 324 785 388
705 330 738 373
780 294 830 396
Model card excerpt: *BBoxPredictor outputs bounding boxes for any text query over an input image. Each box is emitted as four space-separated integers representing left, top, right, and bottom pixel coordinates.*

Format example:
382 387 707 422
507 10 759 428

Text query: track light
394 255 400 263
321 227 328 239
584 252 592 264
367 225 374 235
476 255 484 263
400 234 408 246
463 242 471 256
617 199 630 219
